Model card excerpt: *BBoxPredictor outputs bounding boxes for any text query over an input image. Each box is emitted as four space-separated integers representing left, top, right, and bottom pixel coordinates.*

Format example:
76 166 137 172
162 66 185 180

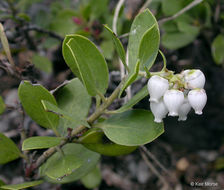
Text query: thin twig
125 49 131 101
158 0 203 25
113 0 130 102
23 25 63 41
119 32 129 39
32 78 126 171
139 0 152 13
113 2 126 78
141 146 170 175
0 59 22 79
19 108 29 163
112 0 125 35
140 149 170 190
120 0 203 38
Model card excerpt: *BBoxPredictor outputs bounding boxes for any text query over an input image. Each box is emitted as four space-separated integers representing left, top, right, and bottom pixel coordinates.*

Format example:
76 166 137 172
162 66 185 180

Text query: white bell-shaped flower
188 89 207 115
163 89 184 116
178 98 191 121
183 69 205 89
150 100 168 123
147 76 169 103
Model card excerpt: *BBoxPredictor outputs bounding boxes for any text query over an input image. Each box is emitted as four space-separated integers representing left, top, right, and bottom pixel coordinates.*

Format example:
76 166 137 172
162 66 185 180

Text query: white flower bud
147 76 169 103
188 89 207 115
178 98 191 121
150 100 168 123
183 69 205 89
163 89 184 116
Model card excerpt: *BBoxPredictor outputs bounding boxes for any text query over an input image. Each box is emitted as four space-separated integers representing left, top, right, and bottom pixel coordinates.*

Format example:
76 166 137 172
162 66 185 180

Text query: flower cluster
147 69 207 123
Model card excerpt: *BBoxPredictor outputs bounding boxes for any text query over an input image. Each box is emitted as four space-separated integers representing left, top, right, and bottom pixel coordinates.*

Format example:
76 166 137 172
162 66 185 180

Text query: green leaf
138 24 160 70
0 96 5 115
89 0 108 20
116 85 148 113
39 144 100 183
41 100 90 129
45 155 83 180
103 25 128 70
162 0 184 16
96 109 164 146
81 166 101 189
128 9 159 72
122 9 160 95
32 53 53 73
212 34 224 65
54 78 91 136
63 35 109 96
177 21 200 36
16 13 30 22
50 10 77 36
0 133 21 164
0 180 43 190
22 136 62 151
161 21 178 33
79 128 137 156
162 32 197 50
18 81 59 129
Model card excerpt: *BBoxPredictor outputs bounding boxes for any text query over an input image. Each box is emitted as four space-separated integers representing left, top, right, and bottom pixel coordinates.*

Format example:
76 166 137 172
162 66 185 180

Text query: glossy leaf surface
22 136 62 150
18 81 59 129
96 110 164 146
63 35 109 96
0 133 21 164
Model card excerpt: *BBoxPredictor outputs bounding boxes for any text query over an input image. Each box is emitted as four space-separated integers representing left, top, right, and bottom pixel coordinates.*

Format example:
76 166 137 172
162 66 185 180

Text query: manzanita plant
0 8 207 189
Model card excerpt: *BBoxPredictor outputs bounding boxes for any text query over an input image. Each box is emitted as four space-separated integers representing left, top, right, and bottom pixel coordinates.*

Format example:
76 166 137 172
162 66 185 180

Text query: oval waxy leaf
45 155 83 180
138 24 160 70
62 35 109 96
212 34 224 65
39 144 100 184
0 133 21 164
18 81 59 129
121 9 160 95
96 109 164 146
53 78 91 136
162 32 196 50
0 180 43 190
80 166 101 189
128 9 159 72
79 128 137 156
22 136 63 151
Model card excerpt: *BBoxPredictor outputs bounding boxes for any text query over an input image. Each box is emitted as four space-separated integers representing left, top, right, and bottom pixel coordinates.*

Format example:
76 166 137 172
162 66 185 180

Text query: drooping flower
188 89 207 115
163 89 184 116
178 98 191 121
150 100 168 123
183 69 205 89
147 76 169 103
